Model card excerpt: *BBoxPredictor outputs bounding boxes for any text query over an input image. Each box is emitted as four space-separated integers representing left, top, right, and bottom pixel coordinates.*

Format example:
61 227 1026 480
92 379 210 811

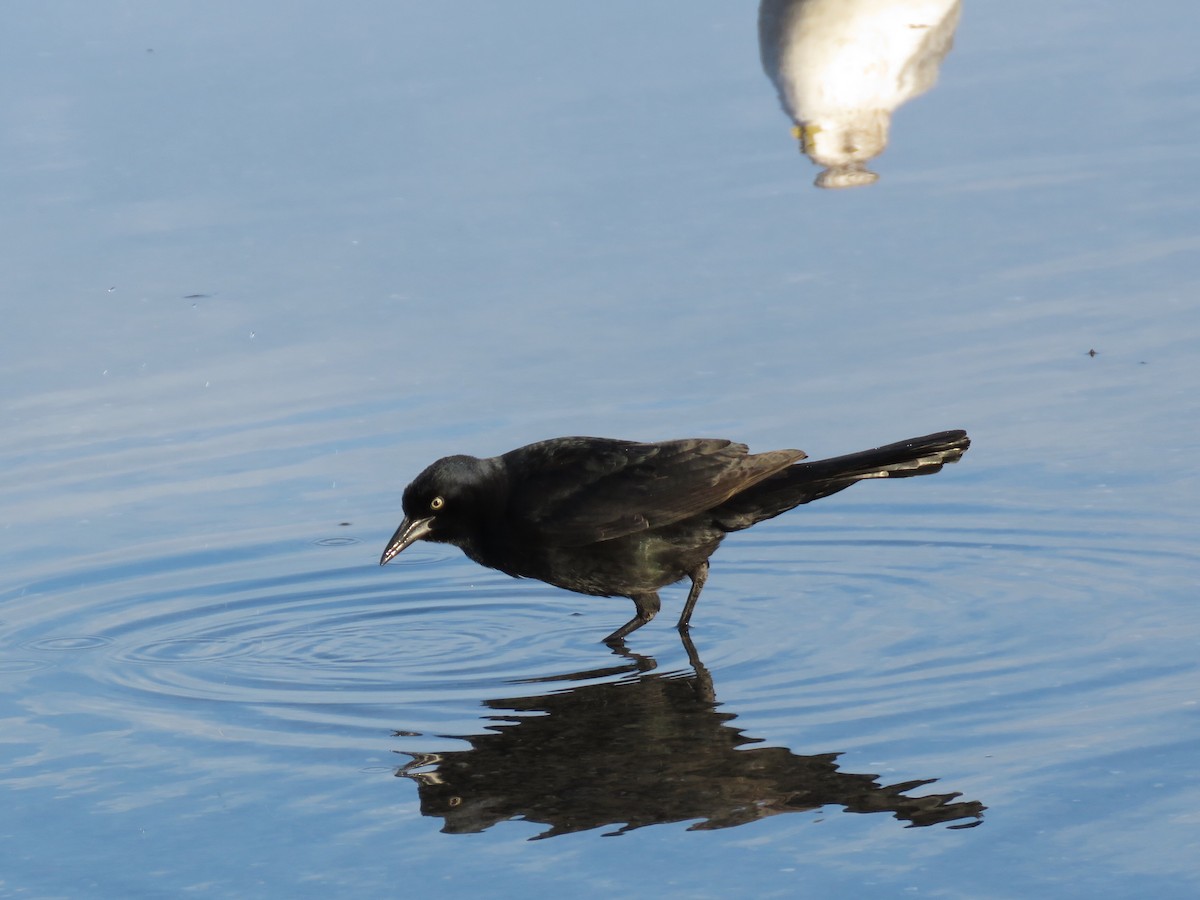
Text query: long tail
714 430 969 531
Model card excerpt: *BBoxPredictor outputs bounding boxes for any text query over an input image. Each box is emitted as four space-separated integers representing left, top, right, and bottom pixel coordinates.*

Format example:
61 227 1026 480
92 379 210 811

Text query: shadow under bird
380 430 969 643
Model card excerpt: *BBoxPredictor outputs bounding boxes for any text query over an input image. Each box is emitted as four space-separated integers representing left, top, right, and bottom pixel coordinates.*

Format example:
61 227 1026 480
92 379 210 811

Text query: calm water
3 1 1199 897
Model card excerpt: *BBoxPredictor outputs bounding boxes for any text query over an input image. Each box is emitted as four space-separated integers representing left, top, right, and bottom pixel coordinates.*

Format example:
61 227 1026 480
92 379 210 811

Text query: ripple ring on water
21 635 112 652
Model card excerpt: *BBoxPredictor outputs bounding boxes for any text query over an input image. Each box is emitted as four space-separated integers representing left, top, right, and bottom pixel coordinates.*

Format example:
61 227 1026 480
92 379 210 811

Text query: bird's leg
603 592 661 645
676 561 710 631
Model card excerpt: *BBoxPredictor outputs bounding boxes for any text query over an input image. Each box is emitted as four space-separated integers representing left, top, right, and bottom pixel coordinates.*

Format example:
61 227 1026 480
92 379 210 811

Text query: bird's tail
713 430 969 531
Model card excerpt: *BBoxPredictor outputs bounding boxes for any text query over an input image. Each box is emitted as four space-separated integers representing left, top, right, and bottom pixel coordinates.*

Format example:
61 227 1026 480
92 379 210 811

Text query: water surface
2 1 1199 897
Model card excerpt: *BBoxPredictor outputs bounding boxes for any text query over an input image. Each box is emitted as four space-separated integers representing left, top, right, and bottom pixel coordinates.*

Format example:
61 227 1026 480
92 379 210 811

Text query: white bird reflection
758 0 961 188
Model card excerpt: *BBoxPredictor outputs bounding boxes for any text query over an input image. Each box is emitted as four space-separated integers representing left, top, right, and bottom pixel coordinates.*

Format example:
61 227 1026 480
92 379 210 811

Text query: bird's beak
379 515 435 565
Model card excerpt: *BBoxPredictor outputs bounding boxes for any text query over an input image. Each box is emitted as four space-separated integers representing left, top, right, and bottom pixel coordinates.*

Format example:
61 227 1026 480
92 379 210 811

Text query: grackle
380 430 969 643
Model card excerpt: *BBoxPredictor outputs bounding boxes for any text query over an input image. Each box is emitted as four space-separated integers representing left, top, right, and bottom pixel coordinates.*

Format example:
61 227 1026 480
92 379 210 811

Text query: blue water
3 1 1199 897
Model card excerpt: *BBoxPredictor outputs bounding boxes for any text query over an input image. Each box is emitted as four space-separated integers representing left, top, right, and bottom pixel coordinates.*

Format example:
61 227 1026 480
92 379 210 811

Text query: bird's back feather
502 437 806 546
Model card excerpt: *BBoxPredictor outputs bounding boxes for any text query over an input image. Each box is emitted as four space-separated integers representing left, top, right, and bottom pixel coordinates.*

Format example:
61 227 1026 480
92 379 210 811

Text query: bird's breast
466 523 724 599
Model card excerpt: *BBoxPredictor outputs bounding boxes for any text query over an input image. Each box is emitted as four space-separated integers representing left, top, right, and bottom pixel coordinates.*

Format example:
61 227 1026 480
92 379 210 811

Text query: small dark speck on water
1087 349 1097 357
183 294 210 300
338 522 351 527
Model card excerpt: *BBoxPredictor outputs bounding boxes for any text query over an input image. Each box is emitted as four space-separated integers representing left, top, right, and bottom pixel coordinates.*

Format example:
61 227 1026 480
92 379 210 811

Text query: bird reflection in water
758 0 962 188
394 635 984 838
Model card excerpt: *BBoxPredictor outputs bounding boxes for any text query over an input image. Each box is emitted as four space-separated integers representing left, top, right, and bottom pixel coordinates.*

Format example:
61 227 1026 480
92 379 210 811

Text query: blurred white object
759 0 961 188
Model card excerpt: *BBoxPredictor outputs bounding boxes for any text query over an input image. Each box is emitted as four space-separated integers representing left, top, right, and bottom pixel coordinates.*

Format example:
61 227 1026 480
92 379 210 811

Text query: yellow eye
430 496 445 511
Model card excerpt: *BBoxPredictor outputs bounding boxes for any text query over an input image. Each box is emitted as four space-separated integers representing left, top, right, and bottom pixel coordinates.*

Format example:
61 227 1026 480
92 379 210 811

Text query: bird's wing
502 437 805 546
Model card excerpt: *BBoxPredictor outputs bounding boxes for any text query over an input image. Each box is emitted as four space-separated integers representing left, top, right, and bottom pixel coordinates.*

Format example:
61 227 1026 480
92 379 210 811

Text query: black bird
380 430 969 643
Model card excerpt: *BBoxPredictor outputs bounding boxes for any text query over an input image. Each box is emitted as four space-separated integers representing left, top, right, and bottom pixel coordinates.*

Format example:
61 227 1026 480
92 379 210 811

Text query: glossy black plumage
380 430 969 643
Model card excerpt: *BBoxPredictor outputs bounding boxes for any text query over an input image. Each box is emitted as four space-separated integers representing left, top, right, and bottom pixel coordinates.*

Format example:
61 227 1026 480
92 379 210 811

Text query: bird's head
379 454 501 565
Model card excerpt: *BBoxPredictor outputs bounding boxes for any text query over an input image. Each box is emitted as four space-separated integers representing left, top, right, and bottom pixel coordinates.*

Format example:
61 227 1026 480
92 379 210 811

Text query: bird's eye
430 496 445 511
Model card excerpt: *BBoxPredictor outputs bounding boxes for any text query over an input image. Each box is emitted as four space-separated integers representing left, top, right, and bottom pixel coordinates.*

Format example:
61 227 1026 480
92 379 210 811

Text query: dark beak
379 515 435 565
